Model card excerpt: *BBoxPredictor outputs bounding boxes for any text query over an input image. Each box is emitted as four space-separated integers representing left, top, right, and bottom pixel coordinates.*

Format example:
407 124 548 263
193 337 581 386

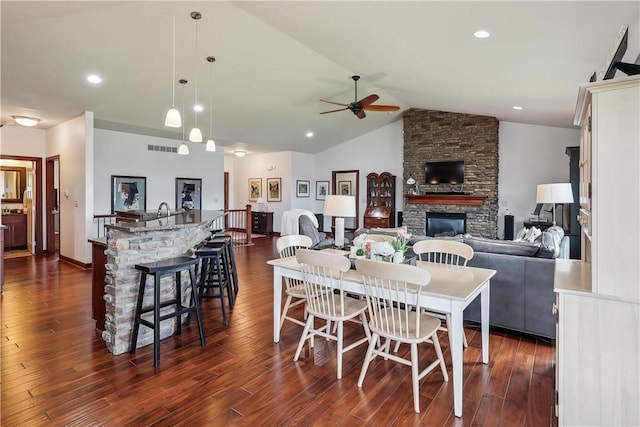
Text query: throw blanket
281 209 318 235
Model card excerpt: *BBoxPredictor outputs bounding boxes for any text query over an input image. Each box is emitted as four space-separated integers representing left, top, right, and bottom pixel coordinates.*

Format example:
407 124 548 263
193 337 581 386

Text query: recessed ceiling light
513 106 523 110
87 74 102 84
306 131 314 138
12 115 40 127
473 30 490 39
234 150 247 157
193 104 203 112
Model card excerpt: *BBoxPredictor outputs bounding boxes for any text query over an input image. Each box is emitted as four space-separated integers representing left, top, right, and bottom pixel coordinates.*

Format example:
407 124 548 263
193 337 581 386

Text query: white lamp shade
178 143 189 155
164 108 182 128
188 127 203 143
536 183 574 204
205 139 216 151
323 195 356 217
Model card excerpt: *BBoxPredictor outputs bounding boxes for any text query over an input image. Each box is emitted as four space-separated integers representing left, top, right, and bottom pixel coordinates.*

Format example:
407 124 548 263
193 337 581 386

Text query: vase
393 251 404 263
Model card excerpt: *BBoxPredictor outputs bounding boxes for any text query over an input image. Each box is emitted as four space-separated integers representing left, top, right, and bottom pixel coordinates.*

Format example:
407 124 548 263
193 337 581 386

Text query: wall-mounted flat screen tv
425 160 465 184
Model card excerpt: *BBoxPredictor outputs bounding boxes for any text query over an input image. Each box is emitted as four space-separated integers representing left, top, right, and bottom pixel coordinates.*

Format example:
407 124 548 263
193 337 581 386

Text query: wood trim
406 193 486 206
58 254 91 269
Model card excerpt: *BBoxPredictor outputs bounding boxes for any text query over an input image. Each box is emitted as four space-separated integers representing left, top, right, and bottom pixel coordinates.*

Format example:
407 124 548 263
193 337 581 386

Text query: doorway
0 155 43 255
46 156 60 255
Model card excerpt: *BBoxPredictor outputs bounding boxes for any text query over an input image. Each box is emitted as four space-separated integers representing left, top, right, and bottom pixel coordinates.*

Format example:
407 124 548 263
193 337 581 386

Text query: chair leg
294 315 314 362
153 273 161 368
188 265 206 346
410 343 420 413
432 332 448 381
336 321 344 379
279 295 294 331
129 273 147 354
357 333 378 387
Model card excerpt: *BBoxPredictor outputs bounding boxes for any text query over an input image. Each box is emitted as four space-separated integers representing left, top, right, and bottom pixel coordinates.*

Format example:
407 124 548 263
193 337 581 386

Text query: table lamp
323 195 356 248
256 197 266 212
536 183 574 225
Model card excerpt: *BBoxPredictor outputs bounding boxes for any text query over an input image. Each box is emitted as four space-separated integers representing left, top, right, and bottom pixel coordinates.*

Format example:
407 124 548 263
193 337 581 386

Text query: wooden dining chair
275 234 313 333
293 249 371 379
411 239 474 348
355 258 448 413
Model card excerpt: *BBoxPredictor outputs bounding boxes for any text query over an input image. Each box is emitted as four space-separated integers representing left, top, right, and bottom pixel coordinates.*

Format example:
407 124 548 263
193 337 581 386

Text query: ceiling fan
320 75 400 119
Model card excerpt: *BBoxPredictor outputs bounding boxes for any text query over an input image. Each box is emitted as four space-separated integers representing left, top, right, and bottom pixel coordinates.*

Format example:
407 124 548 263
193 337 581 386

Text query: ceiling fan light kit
320 75 400 119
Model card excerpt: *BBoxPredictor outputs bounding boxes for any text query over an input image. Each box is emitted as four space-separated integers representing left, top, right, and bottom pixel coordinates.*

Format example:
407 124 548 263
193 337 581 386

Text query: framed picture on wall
296 180 310 197
175 177 201 210
248 178 262 202
338 180 351 196
111 175 146 213
316 181 329 200
267 177 282 202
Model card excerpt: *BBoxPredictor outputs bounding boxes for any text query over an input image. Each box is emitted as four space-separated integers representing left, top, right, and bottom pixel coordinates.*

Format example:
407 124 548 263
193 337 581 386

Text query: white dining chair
355 258 448 413
293 249 371 379
275 234 313 333
411 239 474 349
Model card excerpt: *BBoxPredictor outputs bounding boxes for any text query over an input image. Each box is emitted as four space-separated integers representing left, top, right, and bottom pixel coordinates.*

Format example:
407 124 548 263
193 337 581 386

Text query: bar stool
194 246 233 325
205 235 238 298
129 256 205 368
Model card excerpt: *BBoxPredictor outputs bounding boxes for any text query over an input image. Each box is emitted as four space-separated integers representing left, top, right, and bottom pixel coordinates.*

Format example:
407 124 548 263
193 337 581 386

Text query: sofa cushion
464 235 541 257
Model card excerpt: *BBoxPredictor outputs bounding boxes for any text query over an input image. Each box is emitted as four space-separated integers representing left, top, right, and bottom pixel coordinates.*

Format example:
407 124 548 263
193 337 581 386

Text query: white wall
498 121 579 237
94 129 225 214
46 113 94 263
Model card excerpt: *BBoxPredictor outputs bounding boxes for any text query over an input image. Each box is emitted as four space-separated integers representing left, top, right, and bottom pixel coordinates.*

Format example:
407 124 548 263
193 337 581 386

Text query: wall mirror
1 166 27 203
331 169 359 230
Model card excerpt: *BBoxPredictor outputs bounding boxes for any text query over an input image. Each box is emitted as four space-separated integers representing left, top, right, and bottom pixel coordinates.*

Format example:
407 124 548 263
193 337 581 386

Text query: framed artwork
267 177 282 202
296 180 310 197
111 175 146 213
338 180 351 196
175 177 202 210
248 178 262 202
316 181 329 200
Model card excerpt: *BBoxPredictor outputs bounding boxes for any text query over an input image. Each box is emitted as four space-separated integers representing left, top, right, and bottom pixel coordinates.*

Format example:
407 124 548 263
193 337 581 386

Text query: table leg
481 281 490 364
449 305 463 417
273 267 282 343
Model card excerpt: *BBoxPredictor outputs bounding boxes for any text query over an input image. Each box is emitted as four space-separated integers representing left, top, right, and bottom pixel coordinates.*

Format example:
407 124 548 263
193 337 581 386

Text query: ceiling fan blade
356 109 366 119
320 107 349 114
320 99 349 107
364 104 401 112
357 94 379 108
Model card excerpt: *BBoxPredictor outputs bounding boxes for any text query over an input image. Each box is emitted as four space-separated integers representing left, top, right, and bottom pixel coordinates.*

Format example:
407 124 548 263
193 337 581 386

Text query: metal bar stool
194 246 233 325
129 256 205 367
206 235 238 299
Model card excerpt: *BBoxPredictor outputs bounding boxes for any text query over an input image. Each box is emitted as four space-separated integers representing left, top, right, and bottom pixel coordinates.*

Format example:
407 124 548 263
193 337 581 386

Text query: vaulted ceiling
2 1 638 155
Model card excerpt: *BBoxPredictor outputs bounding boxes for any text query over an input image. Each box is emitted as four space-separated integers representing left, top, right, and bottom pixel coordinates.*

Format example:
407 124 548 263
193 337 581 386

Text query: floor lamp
323 195 356 248
536 183 574 225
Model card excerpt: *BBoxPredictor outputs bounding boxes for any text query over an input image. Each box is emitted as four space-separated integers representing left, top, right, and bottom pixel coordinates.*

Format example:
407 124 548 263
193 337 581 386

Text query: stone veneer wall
402 108 499 238
102 223 211 355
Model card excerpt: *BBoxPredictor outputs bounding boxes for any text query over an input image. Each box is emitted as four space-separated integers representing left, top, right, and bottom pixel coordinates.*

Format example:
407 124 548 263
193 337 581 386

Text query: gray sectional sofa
355 228 565 339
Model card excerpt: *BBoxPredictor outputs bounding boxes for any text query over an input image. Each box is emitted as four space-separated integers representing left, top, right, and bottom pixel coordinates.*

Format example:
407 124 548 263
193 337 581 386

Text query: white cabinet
555 75 640 426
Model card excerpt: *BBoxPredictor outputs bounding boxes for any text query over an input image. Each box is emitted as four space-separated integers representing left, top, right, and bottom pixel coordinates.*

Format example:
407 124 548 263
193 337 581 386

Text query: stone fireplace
402 108 499 238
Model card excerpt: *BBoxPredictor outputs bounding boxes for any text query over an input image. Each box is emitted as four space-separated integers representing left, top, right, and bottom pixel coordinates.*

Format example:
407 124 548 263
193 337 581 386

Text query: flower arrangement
392 228 411 253
372 241 395 258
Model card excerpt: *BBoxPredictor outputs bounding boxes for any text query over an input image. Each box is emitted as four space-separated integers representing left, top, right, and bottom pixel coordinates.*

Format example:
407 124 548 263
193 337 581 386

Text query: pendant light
205 56 216 152
178 78 190 155
164 10 181 128
188 11 203 143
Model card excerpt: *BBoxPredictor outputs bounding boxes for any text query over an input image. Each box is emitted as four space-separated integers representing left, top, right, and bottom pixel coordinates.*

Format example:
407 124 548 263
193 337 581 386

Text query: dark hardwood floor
1 236 557 426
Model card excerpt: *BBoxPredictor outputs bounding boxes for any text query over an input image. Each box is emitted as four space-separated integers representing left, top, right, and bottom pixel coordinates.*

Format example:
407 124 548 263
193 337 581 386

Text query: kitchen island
101 209 224 355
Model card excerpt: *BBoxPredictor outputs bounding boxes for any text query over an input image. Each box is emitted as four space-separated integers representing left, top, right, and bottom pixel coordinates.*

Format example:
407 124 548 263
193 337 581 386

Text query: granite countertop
105 209 225 232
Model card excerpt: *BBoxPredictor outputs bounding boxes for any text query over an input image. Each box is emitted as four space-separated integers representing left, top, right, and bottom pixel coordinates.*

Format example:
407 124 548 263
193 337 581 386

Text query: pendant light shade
178 143 190 155
164 11 181 128
165 108 181 128
189 128 203 143
188 11 202 143
206 139 216 151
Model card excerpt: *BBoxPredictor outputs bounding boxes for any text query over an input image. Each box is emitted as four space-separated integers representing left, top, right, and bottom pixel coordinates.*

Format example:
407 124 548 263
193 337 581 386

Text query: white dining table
267 255 496 418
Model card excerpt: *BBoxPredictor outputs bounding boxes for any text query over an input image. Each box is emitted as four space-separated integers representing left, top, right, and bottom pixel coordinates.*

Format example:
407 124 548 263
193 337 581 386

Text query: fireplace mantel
406 193 486 206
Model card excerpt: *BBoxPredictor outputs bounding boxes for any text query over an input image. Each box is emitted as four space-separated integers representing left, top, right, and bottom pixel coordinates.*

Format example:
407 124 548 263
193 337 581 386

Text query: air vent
147 144 178 153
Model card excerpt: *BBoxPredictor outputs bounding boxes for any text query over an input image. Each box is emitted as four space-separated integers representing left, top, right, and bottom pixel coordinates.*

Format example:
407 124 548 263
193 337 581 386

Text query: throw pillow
514 227 528 241
524 226 542 242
